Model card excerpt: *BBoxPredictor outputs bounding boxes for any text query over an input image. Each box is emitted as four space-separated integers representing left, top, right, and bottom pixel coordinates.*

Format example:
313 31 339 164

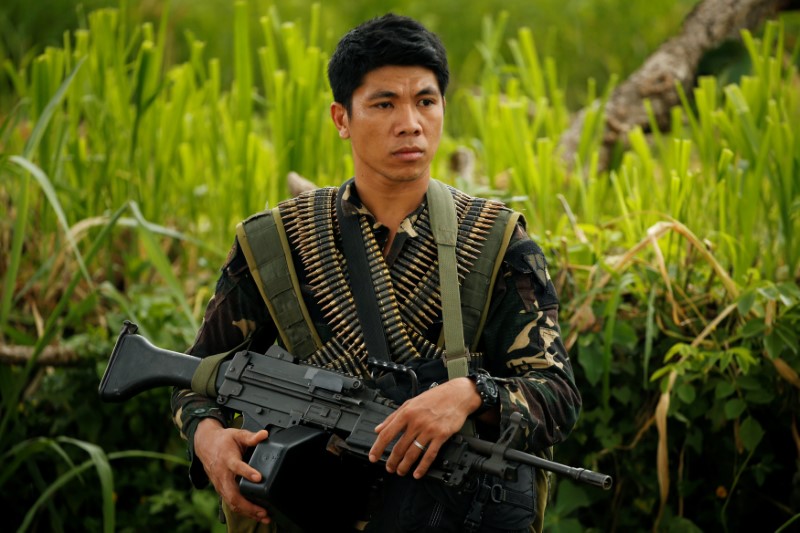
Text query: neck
354 176 430 233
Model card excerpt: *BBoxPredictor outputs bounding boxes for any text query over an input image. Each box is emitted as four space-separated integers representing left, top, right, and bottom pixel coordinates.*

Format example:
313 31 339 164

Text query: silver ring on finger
413 439 428 452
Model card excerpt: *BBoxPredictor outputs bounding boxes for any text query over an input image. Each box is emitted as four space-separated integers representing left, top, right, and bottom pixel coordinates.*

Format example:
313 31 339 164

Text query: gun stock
99 321 200 402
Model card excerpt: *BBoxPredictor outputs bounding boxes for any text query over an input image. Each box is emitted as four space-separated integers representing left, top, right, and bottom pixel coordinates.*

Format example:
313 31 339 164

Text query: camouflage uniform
171 181 581 529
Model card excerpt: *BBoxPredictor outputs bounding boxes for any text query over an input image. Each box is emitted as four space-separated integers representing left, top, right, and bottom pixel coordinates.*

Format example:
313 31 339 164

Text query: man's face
331 65 444 187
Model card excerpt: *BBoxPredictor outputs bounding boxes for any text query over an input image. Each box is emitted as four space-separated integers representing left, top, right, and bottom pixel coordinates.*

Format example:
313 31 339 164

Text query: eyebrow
365 85 440 101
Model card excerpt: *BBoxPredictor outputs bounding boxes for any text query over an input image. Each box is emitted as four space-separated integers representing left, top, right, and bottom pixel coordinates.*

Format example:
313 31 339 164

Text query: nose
394 104 421 136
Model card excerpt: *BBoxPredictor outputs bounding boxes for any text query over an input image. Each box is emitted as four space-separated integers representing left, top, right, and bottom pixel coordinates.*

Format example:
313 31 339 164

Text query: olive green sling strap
425 180 520 379
426 180 519 440
426 179 469 379
235 208 323 358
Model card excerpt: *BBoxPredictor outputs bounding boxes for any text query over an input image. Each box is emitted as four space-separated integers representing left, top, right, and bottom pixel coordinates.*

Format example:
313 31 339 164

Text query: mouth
392 147 425 161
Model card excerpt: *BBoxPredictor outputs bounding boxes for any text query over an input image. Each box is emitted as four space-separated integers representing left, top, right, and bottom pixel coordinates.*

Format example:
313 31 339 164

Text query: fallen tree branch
287 171 317 197
0 344 81 366
560 0 800 170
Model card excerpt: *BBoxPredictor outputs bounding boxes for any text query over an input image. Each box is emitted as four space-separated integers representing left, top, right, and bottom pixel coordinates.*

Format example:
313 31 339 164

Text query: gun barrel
504 448 612 490
464 436 613 490
571 467 614 490
99 321 200 402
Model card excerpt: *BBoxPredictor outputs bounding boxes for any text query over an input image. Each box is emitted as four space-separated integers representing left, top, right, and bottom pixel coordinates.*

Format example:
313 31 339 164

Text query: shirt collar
341 178 425 239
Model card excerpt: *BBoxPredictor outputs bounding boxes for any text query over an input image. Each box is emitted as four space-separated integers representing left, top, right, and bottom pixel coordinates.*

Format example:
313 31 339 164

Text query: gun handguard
99 322 612 522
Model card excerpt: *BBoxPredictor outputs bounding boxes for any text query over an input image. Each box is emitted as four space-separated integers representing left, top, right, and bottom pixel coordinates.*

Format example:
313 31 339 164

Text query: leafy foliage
1 1 799 531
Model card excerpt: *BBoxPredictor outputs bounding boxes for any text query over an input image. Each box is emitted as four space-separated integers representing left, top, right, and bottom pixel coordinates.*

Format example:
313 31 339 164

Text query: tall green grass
1 2 799 531
450 15 799 531
459 20 799 286
2 2 346 252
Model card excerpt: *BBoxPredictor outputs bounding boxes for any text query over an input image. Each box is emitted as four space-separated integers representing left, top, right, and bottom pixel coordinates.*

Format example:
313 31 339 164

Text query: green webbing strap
470 210 522 345
426 179 469 380
460 209 521 348
236 209 322 358
191 351 230 397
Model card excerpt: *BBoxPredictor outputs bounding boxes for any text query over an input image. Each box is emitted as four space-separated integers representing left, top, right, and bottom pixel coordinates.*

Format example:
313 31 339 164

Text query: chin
388 174 426 184
389 166 430 182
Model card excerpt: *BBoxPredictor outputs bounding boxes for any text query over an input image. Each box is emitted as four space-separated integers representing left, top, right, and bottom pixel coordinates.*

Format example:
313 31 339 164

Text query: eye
374 101 393 109
418 98 437 107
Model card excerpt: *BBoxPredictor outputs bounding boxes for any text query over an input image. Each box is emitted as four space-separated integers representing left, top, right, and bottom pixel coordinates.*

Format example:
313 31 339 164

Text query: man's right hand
194 418 271 525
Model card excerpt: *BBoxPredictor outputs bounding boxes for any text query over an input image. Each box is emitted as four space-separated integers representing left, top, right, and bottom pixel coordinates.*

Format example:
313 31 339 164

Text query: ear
330 102 350 139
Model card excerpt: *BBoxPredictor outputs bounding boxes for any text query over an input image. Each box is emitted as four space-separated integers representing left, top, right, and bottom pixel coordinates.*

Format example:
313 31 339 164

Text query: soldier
171 13 581 533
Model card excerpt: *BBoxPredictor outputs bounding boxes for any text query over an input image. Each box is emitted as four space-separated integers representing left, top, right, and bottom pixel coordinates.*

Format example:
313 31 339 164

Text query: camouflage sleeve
170 237 276 487
478 223 582 452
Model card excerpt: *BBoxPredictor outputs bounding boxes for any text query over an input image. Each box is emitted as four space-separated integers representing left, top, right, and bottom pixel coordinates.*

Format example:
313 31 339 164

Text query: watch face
485 377 498 398
474 373 498 404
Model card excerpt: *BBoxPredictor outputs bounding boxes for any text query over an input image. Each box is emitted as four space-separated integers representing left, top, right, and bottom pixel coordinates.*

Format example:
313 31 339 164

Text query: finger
369 434 390 463
235 428 269 446
231 456 264 484
369 418 404 463
229 429 269 481
374 410 398 433
227 493 272 524
384 431 417 474
218 464 272 524
394 436 429 476
413 439 444 479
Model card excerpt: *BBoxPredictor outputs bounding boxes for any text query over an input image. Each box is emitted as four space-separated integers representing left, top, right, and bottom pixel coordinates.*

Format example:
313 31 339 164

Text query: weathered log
0 344 80 366
560 0 800 170
287 171 317 197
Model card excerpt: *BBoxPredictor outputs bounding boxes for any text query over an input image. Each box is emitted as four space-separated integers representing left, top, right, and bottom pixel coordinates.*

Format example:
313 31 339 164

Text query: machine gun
99 322 611 530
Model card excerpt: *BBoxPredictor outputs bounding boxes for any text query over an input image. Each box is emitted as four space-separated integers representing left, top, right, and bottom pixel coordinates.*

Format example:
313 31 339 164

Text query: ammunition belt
276 184 504 376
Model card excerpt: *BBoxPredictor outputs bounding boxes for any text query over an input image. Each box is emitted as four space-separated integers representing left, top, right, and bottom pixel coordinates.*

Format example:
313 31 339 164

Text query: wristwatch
467 371 499 416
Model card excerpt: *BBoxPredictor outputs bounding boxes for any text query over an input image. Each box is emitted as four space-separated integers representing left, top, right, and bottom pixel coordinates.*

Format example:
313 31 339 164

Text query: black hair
327 13 449 114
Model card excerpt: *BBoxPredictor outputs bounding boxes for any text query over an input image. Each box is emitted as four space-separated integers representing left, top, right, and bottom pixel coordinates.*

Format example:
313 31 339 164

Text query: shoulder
502 223 560 308
220 237 250 278
240 186 339 223
504 223 547 276
237 186 338 241
440 181 516 234
440 180 507 211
